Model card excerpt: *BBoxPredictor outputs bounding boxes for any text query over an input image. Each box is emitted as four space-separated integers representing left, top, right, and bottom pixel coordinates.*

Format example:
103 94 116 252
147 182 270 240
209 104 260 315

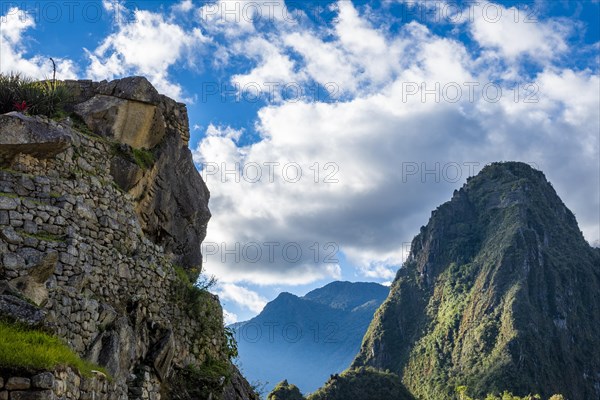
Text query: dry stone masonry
0 77 256 400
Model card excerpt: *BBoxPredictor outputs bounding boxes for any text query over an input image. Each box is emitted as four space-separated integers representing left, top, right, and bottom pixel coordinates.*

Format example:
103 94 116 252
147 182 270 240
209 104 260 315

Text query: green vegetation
173 265 210 315
250 380 268 398
0 321 106 377
224 326 238 360
268 380 304 400
455 386 565 400
131 147 155 169
172 264 237 363
112 143 155 170
167 359 232 400
173 266 218 314
0 73 73 117
20 231 66 243
307 367 414 400
353 162 600 400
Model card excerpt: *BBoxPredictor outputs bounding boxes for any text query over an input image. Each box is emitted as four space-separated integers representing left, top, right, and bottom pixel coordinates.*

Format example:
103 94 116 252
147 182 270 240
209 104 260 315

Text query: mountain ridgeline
350 162 600 399
232 282 389 395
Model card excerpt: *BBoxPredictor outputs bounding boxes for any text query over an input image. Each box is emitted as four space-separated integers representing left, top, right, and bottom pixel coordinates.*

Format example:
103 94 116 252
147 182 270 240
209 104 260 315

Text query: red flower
14 101 28 112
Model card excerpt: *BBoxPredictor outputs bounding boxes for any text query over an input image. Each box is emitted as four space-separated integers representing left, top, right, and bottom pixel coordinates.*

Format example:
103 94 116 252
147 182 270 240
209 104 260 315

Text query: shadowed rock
0 294 45 326
148 329 175 381
0 112 72 164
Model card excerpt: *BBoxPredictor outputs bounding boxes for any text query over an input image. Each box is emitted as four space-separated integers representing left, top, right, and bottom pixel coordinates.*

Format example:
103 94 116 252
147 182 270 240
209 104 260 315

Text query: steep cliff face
0 77 255 400
65 76 210 273
353 162 600 400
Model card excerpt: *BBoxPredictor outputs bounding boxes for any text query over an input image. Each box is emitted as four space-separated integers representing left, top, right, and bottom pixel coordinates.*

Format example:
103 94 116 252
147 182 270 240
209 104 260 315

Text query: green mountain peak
352 162 600 400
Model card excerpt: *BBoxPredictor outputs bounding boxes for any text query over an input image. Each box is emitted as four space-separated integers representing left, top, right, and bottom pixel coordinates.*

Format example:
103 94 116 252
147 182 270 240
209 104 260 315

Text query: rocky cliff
352 162 600 399
0 77 257 400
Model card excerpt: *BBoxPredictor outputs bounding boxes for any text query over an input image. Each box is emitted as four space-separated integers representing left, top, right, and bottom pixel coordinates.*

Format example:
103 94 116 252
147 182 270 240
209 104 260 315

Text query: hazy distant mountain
230 281 389 396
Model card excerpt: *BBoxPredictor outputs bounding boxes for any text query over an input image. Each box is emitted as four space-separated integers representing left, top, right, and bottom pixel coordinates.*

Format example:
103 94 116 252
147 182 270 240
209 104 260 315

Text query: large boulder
0 293 45 326
0 112 72 164
96 76 162 104
74 95 166 149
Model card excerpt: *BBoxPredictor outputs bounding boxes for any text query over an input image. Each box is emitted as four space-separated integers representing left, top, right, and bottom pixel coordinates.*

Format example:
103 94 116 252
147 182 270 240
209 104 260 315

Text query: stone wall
0 78 252 399
0 368 122 400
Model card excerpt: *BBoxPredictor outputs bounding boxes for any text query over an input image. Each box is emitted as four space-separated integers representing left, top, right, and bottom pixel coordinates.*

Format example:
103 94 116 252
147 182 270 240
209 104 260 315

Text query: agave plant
0 72 73 116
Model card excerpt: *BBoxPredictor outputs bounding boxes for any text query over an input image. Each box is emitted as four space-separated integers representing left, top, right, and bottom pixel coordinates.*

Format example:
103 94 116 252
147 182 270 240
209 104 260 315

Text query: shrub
224 326 238 360
308 367 414 400
112 143 156 170
268 380 305 400
456 386 564 400
0 321 107 377
131 147 156 170
172 265 237 362
0 73 73 117
167 359 232 400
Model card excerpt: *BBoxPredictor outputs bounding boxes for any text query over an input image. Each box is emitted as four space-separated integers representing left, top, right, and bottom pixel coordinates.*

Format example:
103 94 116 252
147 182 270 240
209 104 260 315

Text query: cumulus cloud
194 0 599 288
230 36 299 95
172 0 195 14
215 283 269 314
0 7 78 78
85 7 207 100
469 1 572 61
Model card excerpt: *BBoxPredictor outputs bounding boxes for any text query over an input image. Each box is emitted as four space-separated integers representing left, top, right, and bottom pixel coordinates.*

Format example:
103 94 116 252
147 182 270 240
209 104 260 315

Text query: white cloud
469 1 571 61
197 0 291 39
223 309 239 325
85 8 207 100
284 31 356 94
230 36 299 95
0 7 78 79
206 124 244 141
215 283 268 314
195 1 599 289
173 0 194 14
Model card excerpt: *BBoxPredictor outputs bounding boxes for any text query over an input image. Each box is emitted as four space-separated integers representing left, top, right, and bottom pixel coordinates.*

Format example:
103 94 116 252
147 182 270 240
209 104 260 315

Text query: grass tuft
0 321 108 378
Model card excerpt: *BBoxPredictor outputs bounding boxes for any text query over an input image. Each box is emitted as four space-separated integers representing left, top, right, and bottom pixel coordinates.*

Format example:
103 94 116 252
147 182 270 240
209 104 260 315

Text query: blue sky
1 0 599 323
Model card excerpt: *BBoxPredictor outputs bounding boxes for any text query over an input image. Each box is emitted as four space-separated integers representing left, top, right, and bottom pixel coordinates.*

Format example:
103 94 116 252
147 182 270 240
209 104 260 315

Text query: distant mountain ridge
231 281 389 396
351 162 600 400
